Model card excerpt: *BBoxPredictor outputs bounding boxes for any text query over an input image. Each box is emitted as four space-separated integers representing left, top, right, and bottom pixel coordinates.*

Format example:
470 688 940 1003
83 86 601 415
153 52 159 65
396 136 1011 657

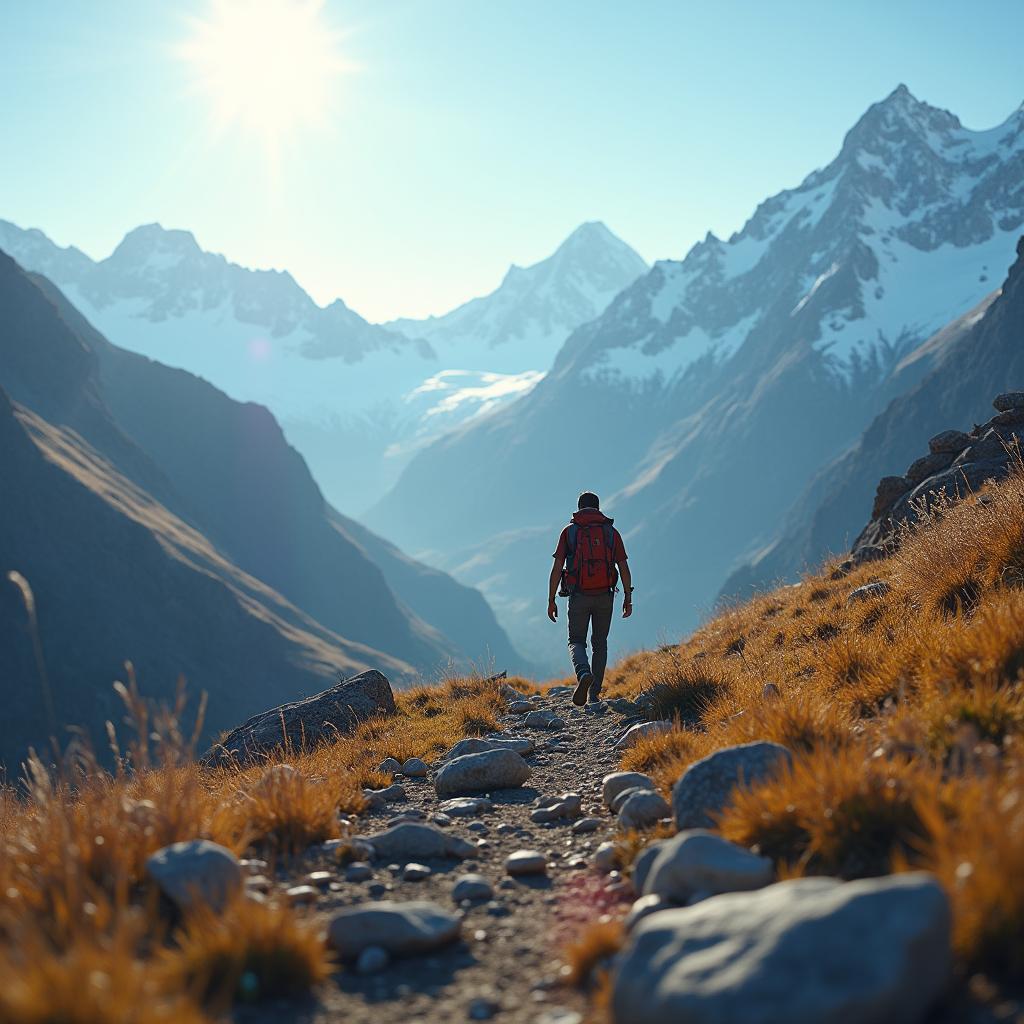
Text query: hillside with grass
3 393 1024 1021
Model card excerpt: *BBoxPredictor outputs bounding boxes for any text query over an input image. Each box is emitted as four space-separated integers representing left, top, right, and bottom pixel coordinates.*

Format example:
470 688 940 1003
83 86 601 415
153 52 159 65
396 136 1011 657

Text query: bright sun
178 0 348 154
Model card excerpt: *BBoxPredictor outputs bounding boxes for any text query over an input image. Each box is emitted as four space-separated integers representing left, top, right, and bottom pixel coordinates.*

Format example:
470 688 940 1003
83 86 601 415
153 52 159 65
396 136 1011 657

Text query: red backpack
559 522 619 595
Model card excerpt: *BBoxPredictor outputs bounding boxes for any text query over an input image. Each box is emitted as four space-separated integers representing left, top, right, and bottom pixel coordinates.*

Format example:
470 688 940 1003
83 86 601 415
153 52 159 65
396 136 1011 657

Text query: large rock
434 748 532 797
443 736 535 759
612 873 951 1024
672 741 792 830
327 901 461 960
642 830 773 904
210 670 396 764
363 822 475 862
145 840 242 913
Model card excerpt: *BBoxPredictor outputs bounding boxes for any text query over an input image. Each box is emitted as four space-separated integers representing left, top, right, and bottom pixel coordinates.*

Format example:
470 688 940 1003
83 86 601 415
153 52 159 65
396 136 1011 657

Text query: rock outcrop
847 391 1024 568
211 670 396 764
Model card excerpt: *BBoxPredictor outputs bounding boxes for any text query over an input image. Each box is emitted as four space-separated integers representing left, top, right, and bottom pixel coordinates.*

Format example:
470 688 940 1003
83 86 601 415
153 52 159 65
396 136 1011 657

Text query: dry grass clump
718 746 933 879
605 465 1024 987
158 897 331 1011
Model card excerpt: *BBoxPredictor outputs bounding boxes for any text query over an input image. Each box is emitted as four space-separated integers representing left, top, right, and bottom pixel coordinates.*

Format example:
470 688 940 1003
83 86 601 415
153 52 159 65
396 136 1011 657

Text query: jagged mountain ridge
371 86 1024 659
723 235 1024 599
0 219 646 511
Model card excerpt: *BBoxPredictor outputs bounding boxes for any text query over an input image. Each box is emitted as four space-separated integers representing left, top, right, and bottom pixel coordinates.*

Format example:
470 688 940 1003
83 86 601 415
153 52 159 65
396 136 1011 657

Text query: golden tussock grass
601 464 1024 983
0 668 510 1019
562 918 625 989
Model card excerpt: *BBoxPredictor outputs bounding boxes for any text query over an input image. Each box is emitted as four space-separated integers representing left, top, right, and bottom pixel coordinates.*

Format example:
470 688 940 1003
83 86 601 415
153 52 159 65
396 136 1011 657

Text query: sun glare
178 0 349 155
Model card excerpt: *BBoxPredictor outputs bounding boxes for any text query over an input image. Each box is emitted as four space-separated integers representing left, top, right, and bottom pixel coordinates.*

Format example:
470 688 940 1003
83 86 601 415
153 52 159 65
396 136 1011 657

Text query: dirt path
241 690 634 1024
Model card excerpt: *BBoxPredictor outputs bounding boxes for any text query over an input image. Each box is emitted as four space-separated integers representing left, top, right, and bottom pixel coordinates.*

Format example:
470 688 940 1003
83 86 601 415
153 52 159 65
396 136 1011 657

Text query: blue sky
1 0 1022 321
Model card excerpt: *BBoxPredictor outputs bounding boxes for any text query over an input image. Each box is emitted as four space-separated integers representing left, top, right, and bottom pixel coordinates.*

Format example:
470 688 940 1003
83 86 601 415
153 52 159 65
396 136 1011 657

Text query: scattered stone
245 874 270 892
505 850 547 876
610 786 653 814
379 756 402 775
439 797 493 817
432 813 453 826
606 698 641 715
848 581 891 605
614 721 673 751
547 686 575 697
672 741 792 830
402 863 431 882
572 817 601 834
618 790 671 830
443 737 535 760
365 822 475 862
345 862 373 882
642 830 773 904
523 710 565 730
583 702 607 715
327 901 462 960
624 893 672 932
530 793 582 823
612 873 951 1024
593 841 620 873
495 823 516 835
500 682 531 702
467 821 488 833
507 701 534 714
355 945 390 975
434 749 532 797
602 771 656 809
401 757 429 778
304 870 332 887
364 783 408 805
211 669 396 765
285 884 319 905
452 874 494 902
145 840 242 913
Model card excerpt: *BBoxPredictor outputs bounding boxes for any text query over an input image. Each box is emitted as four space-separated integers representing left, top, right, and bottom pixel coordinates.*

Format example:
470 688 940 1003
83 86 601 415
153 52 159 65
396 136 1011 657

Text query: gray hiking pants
567 590 614 694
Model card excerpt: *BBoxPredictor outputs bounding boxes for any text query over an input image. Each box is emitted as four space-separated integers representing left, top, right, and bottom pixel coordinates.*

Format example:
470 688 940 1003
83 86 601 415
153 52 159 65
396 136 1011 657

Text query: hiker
547 491 632 705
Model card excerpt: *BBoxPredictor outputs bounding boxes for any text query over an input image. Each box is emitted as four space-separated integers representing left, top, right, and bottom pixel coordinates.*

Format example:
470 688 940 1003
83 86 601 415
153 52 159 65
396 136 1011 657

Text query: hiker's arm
547 562 561 621
619 561 633 618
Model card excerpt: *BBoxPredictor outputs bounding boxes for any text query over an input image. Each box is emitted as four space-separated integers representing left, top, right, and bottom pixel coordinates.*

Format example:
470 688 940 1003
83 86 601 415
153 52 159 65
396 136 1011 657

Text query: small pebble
285 885 318 905
402 757 429 778
345 862 373 882
571 817 601 834
402 863 431 881
304 871 332 887
505 850 547 876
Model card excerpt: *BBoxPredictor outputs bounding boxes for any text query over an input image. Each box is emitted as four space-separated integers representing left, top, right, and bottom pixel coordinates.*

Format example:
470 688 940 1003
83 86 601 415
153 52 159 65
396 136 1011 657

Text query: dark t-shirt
553 525 628 568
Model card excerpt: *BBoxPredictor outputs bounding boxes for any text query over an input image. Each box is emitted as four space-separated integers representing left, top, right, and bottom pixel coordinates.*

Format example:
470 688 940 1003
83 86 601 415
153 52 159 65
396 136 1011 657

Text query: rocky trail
237 686 643 1024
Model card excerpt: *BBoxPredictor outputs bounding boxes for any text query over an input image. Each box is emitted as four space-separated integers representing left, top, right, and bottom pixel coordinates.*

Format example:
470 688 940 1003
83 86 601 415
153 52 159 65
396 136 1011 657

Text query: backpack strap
603 523 618 592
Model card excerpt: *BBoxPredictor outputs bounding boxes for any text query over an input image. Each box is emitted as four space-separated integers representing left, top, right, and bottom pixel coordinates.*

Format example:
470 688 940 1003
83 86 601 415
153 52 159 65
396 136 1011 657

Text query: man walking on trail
547 491 632 706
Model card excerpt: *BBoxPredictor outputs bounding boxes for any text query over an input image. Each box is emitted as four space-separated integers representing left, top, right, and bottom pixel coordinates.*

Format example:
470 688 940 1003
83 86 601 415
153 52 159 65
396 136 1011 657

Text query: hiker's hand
547 599 558 622
623 600 632 619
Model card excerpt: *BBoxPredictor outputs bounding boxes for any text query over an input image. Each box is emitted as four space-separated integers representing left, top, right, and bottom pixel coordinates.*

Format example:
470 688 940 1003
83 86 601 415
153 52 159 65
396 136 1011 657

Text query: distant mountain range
0 251 526 768
723 234 1024 599
370 86 1024 659
0 219 646 513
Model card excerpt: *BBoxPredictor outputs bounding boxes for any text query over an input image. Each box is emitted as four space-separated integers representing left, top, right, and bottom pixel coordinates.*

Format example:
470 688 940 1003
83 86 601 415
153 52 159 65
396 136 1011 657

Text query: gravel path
240 690 635 1024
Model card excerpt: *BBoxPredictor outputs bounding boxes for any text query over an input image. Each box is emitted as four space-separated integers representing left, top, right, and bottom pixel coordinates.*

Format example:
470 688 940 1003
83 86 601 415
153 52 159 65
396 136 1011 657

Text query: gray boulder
530 793 582 823
624 893 672 932
327 901 461 960
524 710 565 730
401 757 429 778
672 741 792 830
145 840 242 913
434 749 532 797
602 771 656 809
443 736 535 759
612 873 951 1024
210 670 395 764
631 840 667 893
452 873 494 902
364 822 475 862
642 830 773 904
618 791 671 830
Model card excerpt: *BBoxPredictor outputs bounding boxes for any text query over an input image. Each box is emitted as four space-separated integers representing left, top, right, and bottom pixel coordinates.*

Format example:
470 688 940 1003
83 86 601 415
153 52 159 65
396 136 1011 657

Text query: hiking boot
572 672 594 706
